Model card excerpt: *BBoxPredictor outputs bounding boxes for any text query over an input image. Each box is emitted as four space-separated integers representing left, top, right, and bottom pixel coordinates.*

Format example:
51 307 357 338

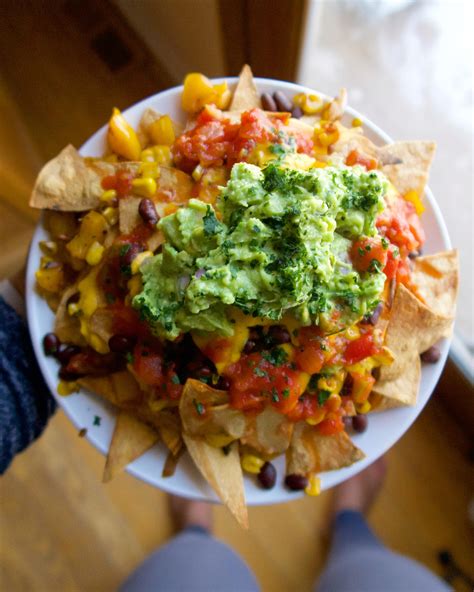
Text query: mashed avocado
134 162 387 339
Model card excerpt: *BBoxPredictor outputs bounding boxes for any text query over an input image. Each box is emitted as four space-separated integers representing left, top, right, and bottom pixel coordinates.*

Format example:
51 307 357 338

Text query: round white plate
26 78 451 504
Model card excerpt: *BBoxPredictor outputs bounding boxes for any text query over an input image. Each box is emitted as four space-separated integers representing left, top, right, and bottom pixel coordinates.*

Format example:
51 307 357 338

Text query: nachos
31 66 458 528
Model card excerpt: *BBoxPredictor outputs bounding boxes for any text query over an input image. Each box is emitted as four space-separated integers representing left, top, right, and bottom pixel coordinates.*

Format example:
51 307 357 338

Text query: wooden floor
0 2 473 591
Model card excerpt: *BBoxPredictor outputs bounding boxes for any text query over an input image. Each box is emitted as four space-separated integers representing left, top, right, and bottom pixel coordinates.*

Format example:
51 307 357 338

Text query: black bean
43 333 60 356
108 334 136 354
363 302 383 326
216 376 230 391
285 473 308 491
55 344 81 365
243 339 257 354
352 414 368 433
291 106 304 119
273 91 293 113
58 366 81 381
258 462 277 489
138 198 159 227
267 325 291 345
66 292 80 306
420 345 441 364
261 93 277 112
408 251 420 259
120 242 142 267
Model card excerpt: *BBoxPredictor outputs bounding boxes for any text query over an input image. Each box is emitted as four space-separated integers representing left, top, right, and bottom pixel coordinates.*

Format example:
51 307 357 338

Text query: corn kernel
67 302 80 316
317 376 338 393
148 399 169 412
326 394 342 412
89 332 108 354
107 107 141 160
102 206 119 226
192 164 205 181
57 380 79 396
100 189 117 204
205 434 235 448
241 453 265 474
356 400 371 414
312 161 327 169
141 148 155 162
85 241 105 266
149 115 175 146
131 250 153 275
352 117 363 127
132 177 157 198
305 474 321 497
318 129 340 147
345 326 360 341
153 145 172 166
306 408 326 425
404 190 425 215
127 275 143 298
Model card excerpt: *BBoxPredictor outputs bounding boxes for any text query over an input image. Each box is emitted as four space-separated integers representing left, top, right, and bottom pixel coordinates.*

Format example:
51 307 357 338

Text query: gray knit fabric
0 296 56 473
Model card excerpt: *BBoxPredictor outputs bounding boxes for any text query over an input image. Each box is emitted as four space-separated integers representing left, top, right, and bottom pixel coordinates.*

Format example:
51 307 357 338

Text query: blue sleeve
0 296 56 474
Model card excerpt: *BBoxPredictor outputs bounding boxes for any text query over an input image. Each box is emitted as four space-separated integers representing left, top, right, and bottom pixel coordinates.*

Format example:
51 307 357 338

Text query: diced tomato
101 175 117 190
350 236 389 273
101 170 135 197
317 413 344 435
350 372 375 403
376 196 424 253
294 344 325 374
287 394 319 422
133 344 164 387
383 246 400 280
346 149 378 171
343 333 378 365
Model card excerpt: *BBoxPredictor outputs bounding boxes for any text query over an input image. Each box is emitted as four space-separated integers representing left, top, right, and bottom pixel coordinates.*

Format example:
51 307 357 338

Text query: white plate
26 78 452 504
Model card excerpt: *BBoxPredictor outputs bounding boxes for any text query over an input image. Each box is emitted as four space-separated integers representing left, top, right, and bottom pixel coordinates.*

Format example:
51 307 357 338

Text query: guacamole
134 162 388 339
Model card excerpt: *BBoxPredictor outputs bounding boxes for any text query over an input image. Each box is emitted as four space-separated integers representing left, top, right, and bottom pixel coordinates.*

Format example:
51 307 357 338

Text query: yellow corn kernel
317 376 339 393
212 82 231 109
205 434 235 448
153 145 172 166
141 148 155 162
107 107 141 160
305 474 321 497
241 454 265 474
326 394 342 412
294 93 325 115
66 211 107 259
317 129 340 147
57 380 79 396
132 177 157 198
192 164 205 181
100 189 117 204
404 190 425 215
89 332 108 354
131 250 153 275
67 302 80 316
149 115 175 146
356 400 371 414
345 326 360 341
352 117 363 127
313 143 328 157
102 206 119 226
148 399 169 413
127 275 143 298
85 241 105 266
140 161 160 179
306 408 326 426
35 265 65 293
312 161 327 169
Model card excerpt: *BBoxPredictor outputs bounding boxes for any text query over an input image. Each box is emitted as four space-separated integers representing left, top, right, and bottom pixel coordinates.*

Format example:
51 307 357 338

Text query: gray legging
120 510 451 592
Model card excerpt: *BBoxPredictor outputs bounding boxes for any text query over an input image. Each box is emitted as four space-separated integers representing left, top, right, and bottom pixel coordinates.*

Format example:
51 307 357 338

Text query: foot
333 456 387 516
168 495 213 533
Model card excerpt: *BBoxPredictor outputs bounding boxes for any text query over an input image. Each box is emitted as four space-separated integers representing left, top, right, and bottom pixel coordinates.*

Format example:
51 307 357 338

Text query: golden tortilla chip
229 65 261 111
371 355 421 410
79 371 143 407
331 123 378 160
241 406 293 459
158 422 183 457
54 284 86 346
103 411 159 482
183 435 248 528
88 307 115 346
377 141 436 197
162 448 183 478
411 250 458 318
326 88 347 121
180 379 246 441
30 145 116 211
118 195 165 250
286 422 364 476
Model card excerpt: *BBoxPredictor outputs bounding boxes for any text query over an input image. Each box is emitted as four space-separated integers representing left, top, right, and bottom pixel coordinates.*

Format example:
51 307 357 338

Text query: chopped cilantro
381 237 389 249
282 388 290 398
171 374 181 384
93 415 101 427
193 399 205 416
317 390 331 406
119 243 131 257
262 348 288 367
125 352 134 364
271 387 280 402
203 206 222 236
369 259 382 273
254 367 268 378
105 293 116 304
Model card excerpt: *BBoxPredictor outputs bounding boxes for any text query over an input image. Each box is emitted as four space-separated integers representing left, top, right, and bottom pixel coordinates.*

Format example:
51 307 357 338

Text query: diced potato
36 264 65 293
66 211 107 260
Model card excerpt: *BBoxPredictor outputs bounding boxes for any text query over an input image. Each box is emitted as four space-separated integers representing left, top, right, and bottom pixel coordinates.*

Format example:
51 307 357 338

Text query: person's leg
315 458 451 592
120 497 259 592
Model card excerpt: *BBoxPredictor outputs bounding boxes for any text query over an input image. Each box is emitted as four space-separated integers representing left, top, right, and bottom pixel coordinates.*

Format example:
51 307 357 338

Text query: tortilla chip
158 423 183 457
377 141 436 197
331 123 378 160
162 448 183 478
119 196 143 234
30 145 116 211
326 88 347 121
88 307 115 346
79 371 143 407
229 65 261 111
180 379 246 441
138 108 183 148
241 406 294 459
54 284 86 346
183 435 248 528
411 250 458 318
103 411 159 482
371 355 421 410
286 422 364 476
